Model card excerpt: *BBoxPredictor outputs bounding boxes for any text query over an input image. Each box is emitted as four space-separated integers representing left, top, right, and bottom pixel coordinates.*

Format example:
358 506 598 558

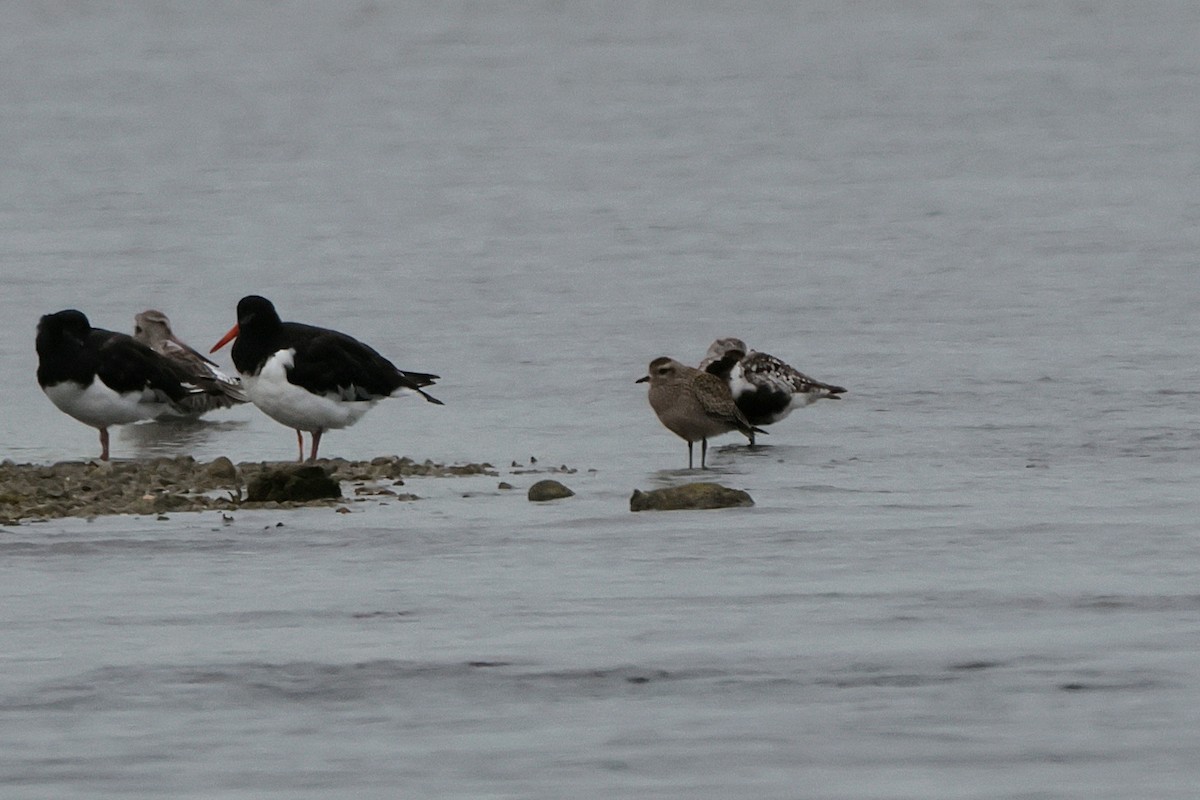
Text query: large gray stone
527 479 575 502
246 465 342 503
629 482 753 512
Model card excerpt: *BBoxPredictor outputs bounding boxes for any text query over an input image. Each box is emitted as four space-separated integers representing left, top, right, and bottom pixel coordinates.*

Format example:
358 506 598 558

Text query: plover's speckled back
637 356 762 469
700 338 845 444
134 310 248 416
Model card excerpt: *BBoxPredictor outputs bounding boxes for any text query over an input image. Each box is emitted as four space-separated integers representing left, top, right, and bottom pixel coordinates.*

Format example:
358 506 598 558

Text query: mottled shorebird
211 295 443 462
134 309 247 416
700 337 845 445
36 309 210 460
637 356 763 469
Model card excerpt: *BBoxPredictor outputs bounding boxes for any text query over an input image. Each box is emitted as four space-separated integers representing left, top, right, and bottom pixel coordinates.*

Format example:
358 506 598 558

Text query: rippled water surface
2 3 1199 798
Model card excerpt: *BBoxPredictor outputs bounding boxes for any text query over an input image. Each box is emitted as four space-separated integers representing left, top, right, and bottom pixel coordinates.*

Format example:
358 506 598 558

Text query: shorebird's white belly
728 362 799 424
727 363 754 400
42 380 169 428
243 349 376 432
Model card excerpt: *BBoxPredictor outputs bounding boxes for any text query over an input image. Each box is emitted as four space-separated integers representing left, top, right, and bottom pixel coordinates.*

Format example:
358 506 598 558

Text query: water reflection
643 443 829 484
647 459 751 486
117 418 249 460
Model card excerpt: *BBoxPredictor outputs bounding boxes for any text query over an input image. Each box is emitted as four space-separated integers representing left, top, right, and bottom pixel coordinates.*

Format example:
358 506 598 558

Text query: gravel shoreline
0 456 502 525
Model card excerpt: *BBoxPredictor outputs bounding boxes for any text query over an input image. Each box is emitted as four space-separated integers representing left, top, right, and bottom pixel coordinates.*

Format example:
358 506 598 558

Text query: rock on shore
246 465 342 502
0 456 497 525
629 482 754 512
527 479 575 502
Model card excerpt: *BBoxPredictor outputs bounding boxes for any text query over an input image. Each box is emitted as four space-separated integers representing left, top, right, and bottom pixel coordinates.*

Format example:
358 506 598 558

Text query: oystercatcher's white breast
42 380 171 428
242 349 376 432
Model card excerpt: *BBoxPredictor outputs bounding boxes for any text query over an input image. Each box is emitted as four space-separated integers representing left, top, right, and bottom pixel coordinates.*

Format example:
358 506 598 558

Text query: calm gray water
2 3 1199 798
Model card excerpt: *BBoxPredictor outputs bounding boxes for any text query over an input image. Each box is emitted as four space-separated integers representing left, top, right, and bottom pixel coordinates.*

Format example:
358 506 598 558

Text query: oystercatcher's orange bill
210 324 239 353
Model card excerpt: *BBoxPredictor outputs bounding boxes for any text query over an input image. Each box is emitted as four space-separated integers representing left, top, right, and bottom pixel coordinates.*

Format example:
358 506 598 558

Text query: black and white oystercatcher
700 337 845 445
36 309 208 460
210 295 443 461
134 309 248 416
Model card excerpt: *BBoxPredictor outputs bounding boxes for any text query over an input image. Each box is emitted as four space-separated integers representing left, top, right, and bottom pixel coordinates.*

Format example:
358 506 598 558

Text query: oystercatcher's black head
36 309 92 354
211 295 283 355
236 295 282 331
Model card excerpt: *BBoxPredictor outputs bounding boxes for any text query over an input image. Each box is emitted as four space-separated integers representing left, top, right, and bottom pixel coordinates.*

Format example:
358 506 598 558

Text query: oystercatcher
210 295 443 461
637 356 763 469
36 309 207 460
134 309 247 416
700 337 845 445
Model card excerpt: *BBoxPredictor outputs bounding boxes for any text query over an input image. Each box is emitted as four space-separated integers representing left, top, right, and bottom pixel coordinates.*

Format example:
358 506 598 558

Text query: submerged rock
527 479 575 502
245 465 342 503
629 482 754 512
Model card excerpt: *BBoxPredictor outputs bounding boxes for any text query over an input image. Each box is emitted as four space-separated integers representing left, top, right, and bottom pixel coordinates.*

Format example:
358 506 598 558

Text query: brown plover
134 309 248 416
637 356 763 469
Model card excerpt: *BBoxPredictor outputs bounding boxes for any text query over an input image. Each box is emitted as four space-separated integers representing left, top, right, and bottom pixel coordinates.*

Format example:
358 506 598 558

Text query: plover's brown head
133 310 174 346
702 337 748 363
637 356 687 386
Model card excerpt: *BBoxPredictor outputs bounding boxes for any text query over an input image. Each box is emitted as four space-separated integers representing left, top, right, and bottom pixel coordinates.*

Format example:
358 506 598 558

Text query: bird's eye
134 326 142 334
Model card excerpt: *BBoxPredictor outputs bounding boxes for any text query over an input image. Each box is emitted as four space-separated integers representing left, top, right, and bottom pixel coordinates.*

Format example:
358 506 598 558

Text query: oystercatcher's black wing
94 330 197 404
285 324 442 404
